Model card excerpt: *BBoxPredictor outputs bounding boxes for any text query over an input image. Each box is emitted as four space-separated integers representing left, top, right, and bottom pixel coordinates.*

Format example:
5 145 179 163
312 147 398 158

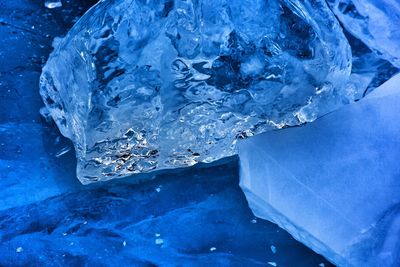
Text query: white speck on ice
16 247 23 253
155 233 160 237
123 241 127 247
44 1 62 9
267 262 277 266
209 247 216 252
270 245 277 254
319 264 325 267
251 218 257 224
155 238 163 245
155 186 161 193
55 146 71 158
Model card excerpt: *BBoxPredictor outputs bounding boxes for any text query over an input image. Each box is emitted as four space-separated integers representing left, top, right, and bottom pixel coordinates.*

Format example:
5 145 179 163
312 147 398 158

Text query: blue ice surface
0 0 333 265
239 74 400 267
0 157 333 266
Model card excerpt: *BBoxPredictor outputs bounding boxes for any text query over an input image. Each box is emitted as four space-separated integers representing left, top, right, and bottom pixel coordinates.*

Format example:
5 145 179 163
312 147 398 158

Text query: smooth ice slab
328 0 400 68
238 74 400 266
40 0 352 183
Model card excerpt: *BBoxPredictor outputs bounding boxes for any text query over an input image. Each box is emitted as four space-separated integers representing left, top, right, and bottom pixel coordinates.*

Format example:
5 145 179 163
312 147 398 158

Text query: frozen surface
0 0 95 209
328 0 400 68
0 123 80 210
0 160 333 267
40 0 352 183
239 74 400 266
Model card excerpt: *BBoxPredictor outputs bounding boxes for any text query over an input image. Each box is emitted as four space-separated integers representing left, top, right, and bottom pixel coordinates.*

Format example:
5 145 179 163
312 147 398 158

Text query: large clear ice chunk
238 74 400 266
328 0 400 68
40 0 352 183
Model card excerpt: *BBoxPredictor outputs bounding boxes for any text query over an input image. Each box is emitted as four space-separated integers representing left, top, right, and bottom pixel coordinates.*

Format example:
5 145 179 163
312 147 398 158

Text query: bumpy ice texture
40 0 351 183
238 74 400 267
328 0 400 68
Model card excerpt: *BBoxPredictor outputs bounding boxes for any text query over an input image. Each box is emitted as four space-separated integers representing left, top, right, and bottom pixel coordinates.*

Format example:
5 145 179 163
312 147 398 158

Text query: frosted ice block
238 74 400 266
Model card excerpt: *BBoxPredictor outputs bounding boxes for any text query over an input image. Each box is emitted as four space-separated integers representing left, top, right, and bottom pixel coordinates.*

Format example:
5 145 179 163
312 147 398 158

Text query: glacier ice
328 0 400 68
238 74 400 266
40 0 352 183
343 31 399 100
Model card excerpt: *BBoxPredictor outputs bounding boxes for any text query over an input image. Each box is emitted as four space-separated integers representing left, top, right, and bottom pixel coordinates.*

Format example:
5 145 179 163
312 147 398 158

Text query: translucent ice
343 31 399 100
238 74 400 266
40 0 351 183
328 0 400 68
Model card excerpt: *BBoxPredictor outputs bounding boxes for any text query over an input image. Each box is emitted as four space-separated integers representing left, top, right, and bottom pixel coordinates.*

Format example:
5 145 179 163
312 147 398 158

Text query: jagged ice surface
40 0 352 183
328 0 400 68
